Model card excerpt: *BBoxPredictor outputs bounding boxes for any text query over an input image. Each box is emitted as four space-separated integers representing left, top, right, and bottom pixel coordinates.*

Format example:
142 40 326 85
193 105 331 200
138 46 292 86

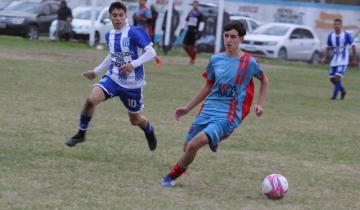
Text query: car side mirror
101 18 111 24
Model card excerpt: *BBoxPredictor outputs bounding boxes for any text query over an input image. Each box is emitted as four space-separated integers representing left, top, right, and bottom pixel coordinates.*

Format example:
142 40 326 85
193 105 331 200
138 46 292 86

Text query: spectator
133 0 153 40
150 4 158 43
56 0 72 41
161 5 180 54
183 0 204 64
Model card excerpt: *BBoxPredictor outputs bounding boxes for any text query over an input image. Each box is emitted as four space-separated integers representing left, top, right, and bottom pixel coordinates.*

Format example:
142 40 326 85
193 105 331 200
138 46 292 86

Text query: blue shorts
185 118 235 152
329 65 347 78
95 76 144 113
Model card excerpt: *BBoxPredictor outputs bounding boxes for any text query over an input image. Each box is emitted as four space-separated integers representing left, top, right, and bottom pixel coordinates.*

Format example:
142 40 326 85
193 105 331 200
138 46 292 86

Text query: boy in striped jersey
161 20 269 187
66 2 157 150
321 18 357 100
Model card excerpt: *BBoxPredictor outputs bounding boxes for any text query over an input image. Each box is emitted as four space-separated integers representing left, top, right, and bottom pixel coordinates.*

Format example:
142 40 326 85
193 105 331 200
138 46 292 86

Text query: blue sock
141 122 153 134
338 80 345 92
332 81 341 99
79 112 92 130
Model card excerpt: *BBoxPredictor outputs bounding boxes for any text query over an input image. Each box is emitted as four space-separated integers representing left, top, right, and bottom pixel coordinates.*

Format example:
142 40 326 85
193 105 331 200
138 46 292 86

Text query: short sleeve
145 9 152 19
345 32 354 45
129 26 151 48
202 56 215 84
327 33 333 47
253 59 265 80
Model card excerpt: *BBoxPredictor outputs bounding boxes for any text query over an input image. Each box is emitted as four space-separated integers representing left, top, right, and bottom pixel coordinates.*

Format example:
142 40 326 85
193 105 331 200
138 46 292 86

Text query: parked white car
49 6 112 44
229 16 262 33
241 23 322 64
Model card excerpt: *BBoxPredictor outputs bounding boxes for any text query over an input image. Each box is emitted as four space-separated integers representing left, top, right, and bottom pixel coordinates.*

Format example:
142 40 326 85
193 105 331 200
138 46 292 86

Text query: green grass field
0 36 360 210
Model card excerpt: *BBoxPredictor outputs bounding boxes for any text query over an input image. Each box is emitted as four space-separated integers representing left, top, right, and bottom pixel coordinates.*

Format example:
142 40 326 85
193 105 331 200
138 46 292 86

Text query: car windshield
3 1 41 13
73 9 100 20
253 25 290 36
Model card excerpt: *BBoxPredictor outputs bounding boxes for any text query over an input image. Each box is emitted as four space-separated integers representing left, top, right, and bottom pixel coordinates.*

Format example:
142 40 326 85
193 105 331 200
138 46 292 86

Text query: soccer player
66 2 157 150
321 18 357 100
183 0 204 65
161 20 269 187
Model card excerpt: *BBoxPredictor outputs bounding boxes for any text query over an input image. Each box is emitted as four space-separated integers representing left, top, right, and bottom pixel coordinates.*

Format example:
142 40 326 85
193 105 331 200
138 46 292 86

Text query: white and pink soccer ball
262 173 288 199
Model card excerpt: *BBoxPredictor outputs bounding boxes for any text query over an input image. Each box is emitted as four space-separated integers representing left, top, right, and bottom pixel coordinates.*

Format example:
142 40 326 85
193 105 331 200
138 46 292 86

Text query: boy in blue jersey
161 20 269 187
321 19 357 100
66 2 157 150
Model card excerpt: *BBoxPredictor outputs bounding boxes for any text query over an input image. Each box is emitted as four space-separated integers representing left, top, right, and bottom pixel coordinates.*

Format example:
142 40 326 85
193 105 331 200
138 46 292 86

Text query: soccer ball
262 173 288 199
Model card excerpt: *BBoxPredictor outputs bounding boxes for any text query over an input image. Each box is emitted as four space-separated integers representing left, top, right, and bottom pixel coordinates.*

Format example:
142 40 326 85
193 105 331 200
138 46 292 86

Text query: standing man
161 20 269 187
133 0 161 67
56 0 72 41
66 1 157 151
133 0 153 40
183 0 204 64
321 18 357 100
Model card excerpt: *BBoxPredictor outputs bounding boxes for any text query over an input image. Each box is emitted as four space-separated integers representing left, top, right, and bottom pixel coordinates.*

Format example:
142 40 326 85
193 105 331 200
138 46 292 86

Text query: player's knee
129 116 141 126
85 98 95 108
186 141 199 153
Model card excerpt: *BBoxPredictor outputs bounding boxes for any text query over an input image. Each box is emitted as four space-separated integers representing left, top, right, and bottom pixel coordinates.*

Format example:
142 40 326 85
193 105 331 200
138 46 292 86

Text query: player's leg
161 132 208 187
119 87 157 151
330 66 346 100
66 85 108 147
128 112 157 151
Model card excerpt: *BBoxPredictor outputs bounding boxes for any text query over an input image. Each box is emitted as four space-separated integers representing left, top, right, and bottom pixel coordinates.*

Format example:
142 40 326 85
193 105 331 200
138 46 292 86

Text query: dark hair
334 18 342 23
109 1 127 14
223 20 246 37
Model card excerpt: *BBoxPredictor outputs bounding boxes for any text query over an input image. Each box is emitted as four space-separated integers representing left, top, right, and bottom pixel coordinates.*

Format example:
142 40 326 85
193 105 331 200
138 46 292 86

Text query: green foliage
0 36 360 209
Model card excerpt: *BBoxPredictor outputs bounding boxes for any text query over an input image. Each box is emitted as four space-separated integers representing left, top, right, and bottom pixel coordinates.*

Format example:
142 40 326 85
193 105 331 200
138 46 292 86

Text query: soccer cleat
161 176 176 187
145 128 157 151
341 91 346 100
66 133 85 147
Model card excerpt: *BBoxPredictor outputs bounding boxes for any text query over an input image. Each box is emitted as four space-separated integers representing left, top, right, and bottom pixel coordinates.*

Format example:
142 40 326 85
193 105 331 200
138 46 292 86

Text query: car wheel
95 31 100 44
309 51 320 64
277 48 287 61
26 25 39 40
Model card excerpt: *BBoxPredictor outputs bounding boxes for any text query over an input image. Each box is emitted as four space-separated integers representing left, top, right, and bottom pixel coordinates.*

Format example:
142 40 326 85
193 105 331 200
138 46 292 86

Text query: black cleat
145 129 157 151
66 133 85 147
341 91 346 100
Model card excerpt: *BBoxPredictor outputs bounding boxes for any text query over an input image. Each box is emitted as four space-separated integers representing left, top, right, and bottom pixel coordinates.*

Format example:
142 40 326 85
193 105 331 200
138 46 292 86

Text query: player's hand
83 70 97 80
175 107 189 121
120 63 135 75
321 57 326 64
351 57 358 66
254 104 263 117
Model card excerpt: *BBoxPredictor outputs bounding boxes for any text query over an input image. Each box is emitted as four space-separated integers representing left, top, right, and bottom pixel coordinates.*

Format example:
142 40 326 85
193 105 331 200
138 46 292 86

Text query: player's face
140 0 146 7
223 29 243 53
192 2 199 9
333 21 342 33
110 8 127 30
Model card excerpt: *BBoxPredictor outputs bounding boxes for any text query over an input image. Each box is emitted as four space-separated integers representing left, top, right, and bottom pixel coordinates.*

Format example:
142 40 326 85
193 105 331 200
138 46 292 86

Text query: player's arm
322 34 332 64
254 74 268 117
83 54 111 80
175 81 213 121
351 44 357 66
121 45 156 74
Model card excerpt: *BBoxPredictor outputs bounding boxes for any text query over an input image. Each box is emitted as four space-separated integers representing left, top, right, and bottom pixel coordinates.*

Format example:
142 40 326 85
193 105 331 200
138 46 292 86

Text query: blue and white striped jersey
105 24 152 89
326 31 354 67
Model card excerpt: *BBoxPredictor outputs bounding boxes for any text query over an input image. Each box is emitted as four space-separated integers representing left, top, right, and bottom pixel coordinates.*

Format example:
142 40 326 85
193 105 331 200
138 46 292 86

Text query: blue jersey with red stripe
199 53 265 127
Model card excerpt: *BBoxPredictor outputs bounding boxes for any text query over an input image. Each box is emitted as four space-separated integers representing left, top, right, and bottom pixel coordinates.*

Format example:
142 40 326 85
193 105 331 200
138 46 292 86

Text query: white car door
300 29 317 61
287 28 307 60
